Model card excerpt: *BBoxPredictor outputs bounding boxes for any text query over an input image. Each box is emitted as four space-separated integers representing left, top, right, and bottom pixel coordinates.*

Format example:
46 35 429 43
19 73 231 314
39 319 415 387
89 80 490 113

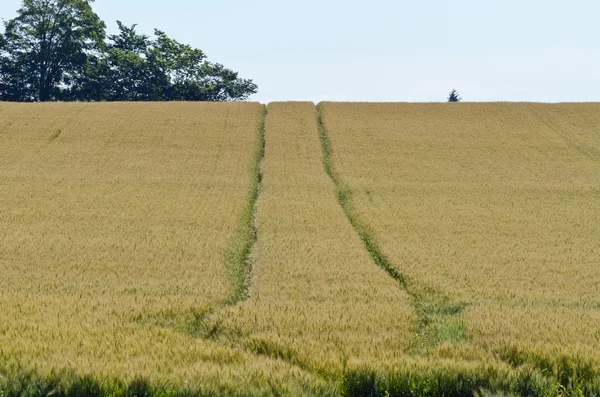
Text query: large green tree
149 29 258 101
0 0 106 101
71 23 258 101
77 22 165 101
1 1 258 102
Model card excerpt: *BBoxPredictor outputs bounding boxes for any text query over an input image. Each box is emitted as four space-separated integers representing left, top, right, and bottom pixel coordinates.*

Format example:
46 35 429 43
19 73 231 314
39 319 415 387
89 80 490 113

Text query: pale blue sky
1 0 599 103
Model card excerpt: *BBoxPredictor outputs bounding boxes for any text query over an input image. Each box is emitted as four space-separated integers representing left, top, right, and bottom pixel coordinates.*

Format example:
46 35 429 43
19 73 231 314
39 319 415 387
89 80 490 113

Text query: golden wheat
3 101 600 394
319 102 600 365
208 102 415 373
0 102 330 393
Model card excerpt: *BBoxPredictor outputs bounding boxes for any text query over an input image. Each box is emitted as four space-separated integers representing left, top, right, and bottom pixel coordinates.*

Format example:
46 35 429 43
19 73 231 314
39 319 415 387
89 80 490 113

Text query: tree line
0 0 258 102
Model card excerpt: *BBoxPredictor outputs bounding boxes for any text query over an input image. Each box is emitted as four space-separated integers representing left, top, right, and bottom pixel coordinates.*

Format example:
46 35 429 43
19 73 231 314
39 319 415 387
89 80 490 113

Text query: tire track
225 104 267 304
315 103 468 351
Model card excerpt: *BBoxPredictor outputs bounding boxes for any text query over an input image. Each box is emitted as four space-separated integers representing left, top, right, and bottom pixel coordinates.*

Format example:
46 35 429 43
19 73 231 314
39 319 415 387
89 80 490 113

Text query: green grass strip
225 104 267 305
180 105 267 338
2 361 598 397
0 365 337 397
339 363 600 397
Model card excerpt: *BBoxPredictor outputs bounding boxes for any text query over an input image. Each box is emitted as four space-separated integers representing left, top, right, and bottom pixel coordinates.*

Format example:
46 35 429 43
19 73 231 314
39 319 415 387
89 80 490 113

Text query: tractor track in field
225 104 267 305
195 103 336 383
153 105 267 341
315 103 468 351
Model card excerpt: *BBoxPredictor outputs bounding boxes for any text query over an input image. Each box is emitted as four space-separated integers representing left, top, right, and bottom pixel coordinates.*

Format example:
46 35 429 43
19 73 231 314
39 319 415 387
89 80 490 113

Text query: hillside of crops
1 102 599 396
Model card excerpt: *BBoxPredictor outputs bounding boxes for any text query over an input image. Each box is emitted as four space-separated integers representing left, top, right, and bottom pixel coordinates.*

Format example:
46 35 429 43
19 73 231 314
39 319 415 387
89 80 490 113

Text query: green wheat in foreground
0 101 599 396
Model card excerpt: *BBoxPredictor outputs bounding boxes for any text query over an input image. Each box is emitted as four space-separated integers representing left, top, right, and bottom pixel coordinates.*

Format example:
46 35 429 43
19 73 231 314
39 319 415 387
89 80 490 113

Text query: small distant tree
448 89 462 102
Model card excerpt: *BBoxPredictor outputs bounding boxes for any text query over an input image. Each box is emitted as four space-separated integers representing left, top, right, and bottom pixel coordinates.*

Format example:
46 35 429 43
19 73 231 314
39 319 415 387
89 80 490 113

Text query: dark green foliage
340 371 378 397
448 89 462 102
0 1 258 102
339 366 600 397
1 359 599 396
71 24 258 101
496 347 600 396
0 0 106 102
0 368 201 397
124 378 153 397
64 375 105 397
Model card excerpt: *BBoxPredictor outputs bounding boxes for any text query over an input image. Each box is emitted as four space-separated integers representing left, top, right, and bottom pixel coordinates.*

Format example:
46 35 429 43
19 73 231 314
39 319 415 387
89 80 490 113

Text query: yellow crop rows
0 102 324 394
1 101 599 396
319 102 600 367
208 102 415 374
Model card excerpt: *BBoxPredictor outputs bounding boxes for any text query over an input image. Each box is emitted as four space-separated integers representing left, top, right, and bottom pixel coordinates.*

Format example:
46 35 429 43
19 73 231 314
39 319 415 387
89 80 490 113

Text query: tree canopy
448 89 462 102
0 0 258 102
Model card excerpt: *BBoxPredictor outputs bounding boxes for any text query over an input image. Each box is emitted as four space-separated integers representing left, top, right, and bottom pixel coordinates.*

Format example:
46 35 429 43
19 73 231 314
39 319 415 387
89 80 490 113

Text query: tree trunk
39 82 49 101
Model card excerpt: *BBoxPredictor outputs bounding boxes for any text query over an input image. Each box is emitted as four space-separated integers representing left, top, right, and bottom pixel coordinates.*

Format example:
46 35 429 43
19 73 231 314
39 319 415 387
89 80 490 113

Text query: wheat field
206 102 415 374
0 102 330 395
319 102 600 373
1 101 599 396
